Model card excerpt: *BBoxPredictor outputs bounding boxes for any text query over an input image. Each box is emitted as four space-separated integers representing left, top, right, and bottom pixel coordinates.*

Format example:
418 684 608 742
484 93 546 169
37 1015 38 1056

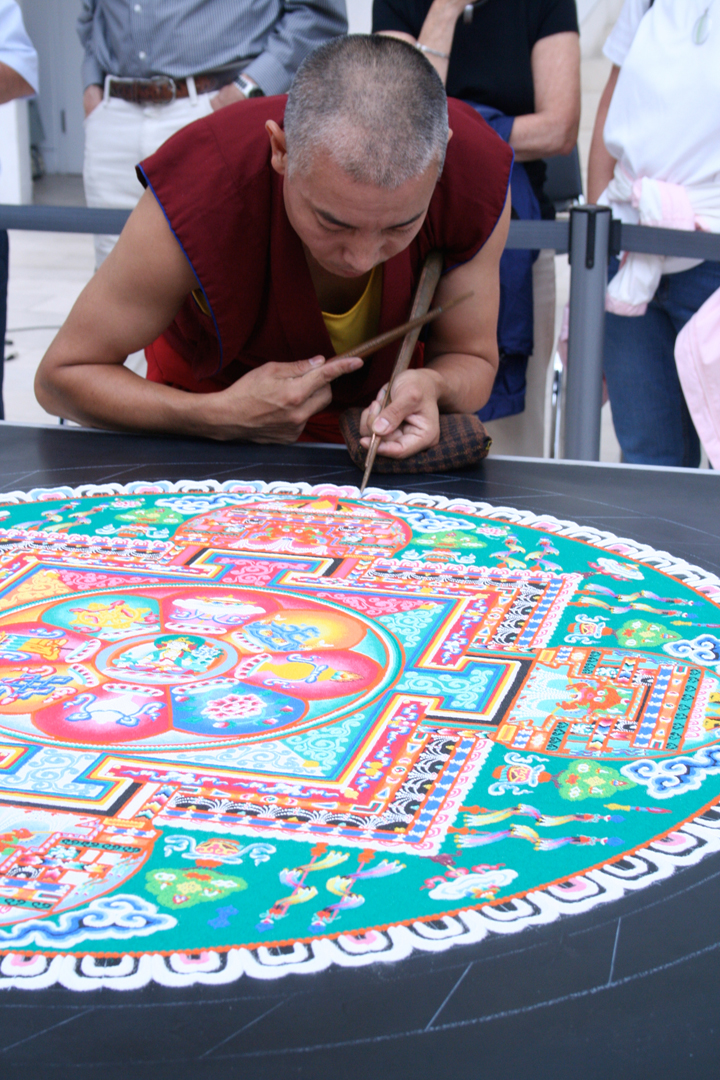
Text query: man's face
268 124 440 278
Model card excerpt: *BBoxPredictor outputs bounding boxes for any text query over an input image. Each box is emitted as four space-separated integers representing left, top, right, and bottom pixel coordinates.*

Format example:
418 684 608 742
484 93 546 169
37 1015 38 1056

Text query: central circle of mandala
95 633 237 685
0 586 397 749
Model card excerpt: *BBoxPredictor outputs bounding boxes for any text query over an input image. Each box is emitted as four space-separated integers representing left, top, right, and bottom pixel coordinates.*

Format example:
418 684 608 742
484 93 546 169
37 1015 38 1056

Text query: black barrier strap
1 204 720 263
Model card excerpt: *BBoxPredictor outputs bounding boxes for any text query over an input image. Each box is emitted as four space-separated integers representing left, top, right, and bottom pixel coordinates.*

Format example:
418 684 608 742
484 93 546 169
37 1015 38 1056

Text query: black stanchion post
564 205 612 461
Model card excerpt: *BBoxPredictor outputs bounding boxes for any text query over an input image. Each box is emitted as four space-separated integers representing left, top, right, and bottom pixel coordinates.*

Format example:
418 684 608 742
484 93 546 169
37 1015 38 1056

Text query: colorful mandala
1 479 720 990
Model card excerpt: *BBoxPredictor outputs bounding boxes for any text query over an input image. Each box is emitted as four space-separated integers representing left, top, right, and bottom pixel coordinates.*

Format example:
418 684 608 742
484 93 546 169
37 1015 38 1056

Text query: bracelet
416 42 450 60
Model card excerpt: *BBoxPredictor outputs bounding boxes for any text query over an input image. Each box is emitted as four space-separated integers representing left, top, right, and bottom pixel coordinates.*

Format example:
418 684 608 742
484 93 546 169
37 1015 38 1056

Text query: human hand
210 82 249 111
207 354 364 442
359 369 442 458
83 85 103 117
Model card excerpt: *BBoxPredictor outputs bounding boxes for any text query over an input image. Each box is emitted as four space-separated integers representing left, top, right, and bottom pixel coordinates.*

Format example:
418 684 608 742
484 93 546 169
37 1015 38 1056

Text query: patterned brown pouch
339 408 492 474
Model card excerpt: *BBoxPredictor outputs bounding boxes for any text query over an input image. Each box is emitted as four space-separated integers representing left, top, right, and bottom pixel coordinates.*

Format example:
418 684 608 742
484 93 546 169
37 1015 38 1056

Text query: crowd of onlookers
1 0 718 468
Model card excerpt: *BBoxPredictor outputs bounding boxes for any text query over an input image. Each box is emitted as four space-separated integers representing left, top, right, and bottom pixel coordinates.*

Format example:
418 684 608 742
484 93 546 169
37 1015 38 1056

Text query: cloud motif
663 634 720 669
156 494 248 514
391 506 477 534
428 868 518 901
169 596 266 623
621 746 720 799
0 895 176 948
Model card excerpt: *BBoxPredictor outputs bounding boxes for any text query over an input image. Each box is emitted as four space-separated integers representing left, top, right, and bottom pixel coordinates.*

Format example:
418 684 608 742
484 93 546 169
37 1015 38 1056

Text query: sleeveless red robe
138 96 512 442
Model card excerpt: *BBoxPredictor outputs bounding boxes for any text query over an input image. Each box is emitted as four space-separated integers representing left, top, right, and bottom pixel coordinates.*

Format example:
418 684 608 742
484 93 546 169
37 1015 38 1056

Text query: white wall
579 0 625 57
0 99 32 203
347 0 372 34
20 0 85 175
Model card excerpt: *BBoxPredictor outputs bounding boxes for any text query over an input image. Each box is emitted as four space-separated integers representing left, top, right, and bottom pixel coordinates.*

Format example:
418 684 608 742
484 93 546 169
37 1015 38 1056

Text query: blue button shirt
77 0 347 95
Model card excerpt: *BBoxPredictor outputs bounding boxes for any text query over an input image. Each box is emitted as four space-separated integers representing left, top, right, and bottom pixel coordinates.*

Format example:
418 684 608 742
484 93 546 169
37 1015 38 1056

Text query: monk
36 34 512 460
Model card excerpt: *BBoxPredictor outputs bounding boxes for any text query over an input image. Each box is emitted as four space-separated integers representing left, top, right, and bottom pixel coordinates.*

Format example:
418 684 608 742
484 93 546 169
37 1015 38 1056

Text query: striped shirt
77 0 347 95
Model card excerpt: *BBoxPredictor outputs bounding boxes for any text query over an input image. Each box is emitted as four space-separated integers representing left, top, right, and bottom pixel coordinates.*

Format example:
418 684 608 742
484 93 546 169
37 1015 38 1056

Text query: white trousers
83 87 215 268
483 248 556 458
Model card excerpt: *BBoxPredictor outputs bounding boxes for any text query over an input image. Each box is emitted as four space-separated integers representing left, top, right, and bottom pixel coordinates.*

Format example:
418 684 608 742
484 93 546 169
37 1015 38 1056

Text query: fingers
359 424 437 459
284 356 327 378
371 384 423 438
286 355 363 383
301 354 364 391
359 397 382 437
360 371 441 458
301 382 333 419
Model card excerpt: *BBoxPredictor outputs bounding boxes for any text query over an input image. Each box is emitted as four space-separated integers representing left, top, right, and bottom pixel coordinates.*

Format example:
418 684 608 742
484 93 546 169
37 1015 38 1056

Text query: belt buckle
150 75 176 104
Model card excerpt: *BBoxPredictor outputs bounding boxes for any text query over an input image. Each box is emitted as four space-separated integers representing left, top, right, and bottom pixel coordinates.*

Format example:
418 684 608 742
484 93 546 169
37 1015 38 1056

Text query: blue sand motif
397 665 499 711
156 494 252 514
622 747 720 799
377 607 437 649
0 895 175 948
664 633 720 668
284 714 366 774
208 906 238 929
389 506 477 533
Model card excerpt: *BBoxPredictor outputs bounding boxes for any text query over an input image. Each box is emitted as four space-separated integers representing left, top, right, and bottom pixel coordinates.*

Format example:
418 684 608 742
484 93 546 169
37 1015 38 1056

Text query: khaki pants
83 84 215 268
483 248 556 458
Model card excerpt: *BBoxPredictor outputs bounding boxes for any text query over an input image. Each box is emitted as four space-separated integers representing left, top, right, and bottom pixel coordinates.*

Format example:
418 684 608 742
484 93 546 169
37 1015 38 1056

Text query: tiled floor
4 52 621 458
5 228 95 426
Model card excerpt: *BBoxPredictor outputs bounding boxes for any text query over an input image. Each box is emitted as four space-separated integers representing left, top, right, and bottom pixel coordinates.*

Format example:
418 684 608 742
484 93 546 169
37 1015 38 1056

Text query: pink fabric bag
675 285 720 469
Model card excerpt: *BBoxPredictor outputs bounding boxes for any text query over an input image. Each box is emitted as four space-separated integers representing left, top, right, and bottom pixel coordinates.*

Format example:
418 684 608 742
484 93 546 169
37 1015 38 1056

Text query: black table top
1 423 719 1080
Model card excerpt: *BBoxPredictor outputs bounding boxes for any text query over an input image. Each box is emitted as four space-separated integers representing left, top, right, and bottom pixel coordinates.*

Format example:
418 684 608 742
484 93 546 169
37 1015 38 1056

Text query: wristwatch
233 73 264 98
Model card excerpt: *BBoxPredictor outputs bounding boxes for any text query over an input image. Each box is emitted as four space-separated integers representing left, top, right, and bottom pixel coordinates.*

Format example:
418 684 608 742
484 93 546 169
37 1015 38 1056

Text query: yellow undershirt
192 264 383 358
321 264 383 357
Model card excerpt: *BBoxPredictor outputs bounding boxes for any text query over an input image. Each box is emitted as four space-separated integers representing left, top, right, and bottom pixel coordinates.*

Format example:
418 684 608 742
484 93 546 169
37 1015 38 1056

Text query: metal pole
564 205 611 461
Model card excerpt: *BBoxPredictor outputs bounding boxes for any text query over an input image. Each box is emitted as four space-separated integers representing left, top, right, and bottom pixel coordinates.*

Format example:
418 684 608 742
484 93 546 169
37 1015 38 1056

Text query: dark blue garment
0 230 7 421
467 103 541 422
604 256 720 468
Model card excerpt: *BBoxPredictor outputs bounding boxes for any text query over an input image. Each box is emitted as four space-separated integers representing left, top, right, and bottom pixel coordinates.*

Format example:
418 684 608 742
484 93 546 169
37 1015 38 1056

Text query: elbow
548 112 580 159
557 133 578 158
555 126 580 159
557 124 578 157
34 361 61 417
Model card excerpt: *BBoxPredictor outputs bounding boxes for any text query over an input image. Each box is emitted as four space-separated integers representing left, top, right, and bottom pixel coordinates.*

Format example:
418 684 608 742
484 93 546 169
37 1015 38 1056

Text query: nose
342 237 383 275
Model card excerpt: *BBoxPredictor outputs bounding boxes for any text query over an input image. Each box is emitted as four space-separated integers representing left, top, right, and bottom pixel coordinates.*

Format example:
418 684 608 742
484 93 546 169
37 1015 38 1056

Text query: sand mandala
0 479 719 990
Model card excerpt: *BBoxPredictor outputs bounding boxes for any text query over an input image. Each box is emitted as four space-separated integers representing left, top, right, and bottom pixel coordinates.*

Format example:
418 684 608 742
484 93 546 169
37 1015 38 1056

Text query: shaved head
284 35 449 190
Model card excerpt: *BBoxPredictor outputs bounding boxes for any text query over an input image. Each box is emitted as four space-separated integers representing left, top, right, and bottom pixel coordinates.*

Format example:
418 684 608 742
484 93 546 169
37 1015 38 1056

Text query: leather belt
107 70 240 105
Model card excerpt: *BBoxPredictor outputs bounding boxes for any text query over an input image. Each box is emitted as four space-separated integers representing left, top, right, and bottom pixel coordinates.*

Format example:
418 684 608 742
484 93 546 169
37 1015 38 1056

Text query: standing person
587 0 720 467
78 0 348 268
373 0 580 457
0 0 38 420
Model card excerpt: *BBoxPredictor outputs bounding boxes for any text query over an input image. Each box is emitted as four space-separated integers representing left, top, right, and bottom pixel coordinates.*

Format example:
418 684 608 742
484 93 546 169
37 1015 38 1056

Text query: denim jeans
603 258 720 467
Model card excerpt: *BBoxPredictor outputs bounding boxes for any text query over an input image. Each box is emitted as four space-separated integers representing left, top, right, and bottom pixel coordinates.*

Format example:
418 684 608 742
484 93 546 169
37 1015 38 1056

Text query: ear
447 127 453 144
266 120 288 176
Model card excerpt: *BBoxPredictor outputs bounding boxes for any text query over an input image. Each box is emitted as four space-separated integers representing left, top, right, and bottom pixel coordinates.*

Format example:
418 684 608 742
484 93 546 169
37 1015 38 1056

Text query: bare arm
423 193 509 408
380 16 579 161
377 0 461 82
587 64 620 204
509 32 580 161
35 189 362 441
0 60 34 104
359 196 510 457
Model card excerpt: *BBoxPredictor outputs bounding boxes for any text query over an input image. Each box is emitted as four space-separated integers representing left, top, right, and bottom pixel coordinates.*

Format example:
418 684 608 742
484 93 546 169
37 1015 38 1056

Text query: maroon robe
138 95 512 442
